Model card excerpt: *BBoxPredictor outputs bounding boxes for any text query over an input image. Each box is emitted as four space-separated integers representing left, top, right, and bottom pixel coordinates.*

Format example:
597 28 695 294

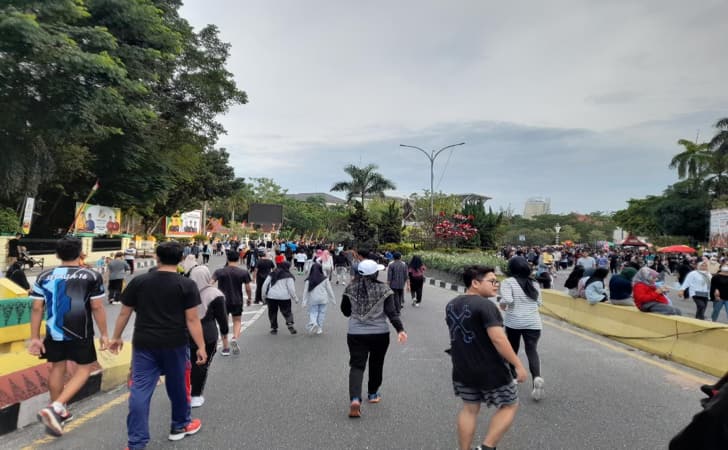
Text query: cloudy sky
180 0 728 214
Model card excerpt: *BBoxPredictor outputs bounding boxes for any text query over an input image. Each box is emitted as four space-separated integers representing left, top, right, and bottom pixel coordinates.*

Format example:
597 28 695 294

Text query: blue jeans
127 345 191 449
712 300 728 321
307 303 327 330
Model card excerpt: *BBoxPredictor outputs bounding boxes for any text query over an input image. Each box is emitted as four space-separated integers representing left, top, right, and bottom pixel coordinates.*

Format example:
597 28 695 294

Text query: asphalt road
4 255 716 450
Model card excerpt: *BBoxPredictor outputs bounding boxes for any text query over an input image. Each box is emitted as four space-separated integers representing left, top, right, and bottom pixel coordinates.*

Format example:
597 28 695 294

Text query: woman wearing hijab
187 265 228 407
633 267 682 315
180 254 198 276
710 263 728 322
499 256 545 401
407 255 427 307
302 262 336 334
341 259 407 418
563 265 584 298
679 260 712 320
262 261 299 334
609 267 637 306
5 261 30 292
584 268 610 304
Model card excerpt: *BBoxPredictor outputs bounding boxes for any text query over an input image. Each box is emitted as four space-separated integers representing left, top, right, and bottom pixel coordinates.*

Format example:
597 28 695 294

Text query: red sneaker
168 418 202 441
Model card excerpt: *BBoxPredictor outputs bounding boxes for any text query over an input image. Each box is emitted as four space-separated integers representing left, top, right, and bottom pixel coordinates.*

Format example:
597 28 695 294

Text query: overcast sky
180 0 728 214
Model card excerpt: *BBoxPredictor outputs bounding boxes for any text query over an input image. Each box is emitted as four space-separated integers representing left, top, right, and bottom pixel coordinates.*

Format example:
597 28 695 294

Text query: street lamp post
554 223 561 245
399 142 466 217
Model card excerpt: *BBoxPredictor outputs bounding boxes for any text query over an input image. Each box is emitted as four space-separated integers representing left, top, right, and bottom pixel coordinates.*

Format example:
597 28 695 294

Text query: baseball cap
357 259 385 276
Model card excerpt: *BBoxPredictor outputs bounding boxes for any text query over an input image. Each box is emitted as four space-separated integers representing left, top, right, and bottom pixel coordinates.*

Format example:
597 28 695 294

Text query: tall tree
669 139 711 179
378 201 403 244
331 164 396 206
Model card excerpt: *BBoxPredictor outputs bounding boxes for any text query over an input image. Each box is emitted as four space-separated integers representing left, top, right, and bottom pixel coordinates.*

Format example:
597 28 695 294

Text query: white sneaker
531 377 545 401
190 396 205 408
231 339 240 355
316 326 323 335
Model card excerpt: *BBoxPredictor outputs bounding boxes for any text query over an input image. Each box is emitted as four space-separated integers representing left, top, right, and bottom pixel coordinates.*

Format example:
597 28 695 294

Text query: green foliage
0 208 20 233
377 201 403 244
462 201 505 249
405 251 504 277
331 164 396 206
347 202 378 250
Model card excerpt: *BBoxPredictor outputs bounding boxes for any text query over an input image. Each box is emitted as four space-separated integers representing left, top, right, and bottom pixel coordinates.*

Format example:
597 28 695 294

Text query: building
523 197 550 219
285 193 346 207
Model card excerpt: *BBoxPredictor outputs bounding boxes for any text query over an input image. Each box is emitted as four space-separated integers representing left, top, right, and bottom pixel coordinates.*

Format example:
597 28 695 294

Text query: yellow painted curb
0 278 27 298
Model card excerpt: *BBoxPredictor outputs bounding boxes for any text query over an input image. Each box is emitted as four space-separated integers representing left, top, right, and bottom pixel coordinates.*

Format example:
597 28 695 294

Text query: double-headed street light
554 223 562 245
399 142 466 217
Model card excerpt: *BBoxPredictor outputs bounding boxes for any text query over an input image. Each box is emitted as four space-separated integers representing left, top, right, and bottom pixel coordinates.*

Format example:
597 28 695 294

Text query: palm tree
669 139 710 179
331 164 396 206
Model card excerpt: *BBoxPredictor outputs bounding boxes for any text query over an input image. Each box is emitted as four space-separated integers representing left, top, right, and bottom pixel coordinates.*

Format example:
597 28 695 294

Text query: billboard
74 203 122 235
248 203 283 228
164 210 202 237
21 197 35 234
710 208 728 248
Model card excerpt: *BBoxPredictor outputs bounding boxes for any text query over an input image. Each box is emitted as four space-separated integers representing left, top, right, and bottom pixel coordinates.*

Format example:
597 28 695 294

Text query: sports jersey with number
30 267 105 341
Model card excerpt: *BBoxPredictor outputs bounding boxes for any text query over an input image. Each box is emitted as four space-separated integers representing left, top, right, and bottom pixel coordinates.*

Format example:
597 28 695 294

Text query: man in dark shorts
28 236 109 437
445 265 527 450
253 251 275 304
109 241 207 449
212 250 252 356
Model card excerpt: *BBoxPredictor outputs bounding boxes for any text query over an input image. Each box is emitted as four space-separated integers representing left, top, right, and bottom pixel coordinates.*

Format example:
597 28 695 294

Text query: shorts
226 302 243 316
453 380 518 407
42 338 97 365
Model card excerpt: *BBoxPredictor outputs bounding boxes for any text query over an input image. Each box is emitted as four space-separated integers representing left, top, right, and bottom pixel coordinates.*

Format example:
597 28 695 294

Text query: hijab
507 256 539 300
343 273 393 321
306 262 326 291
180 255 198 275
585 267 609 288
269 260 295 286
564 265 585 289
633 267 659 287
620 267 638 281
188 265 224 319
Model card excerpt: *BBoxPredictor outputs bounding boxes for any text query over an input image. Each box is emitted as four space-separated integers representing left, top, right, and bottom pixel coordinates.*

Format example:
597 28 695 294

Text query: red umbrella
657 245 696 253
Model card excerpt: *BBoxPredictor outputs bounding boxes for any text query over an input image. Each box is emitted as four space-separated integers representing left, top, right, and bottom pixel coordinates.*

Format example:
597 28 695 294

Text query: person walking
109 241 207 449
446 265 527 450
124 243 137 275
188 265 228 408
302 262 336 334
28 237 109 437
107 252 130 304
253 251 275 304
679 260 712 320
386 252 408 312
212 250 252 355
341 259 407 418
407 255 427 307
262 261 299 335
201 243 211 265
711 264 728 322
499 256 545 401
333 250 350 285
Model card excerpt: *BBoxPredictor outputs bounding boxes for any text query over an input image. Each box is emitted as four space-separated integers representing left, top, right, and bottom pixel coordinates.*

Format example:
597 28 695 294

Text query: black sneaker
59 409 73 424
700 384 717 397
288 326 297 335
38 406 64 436
270 329 278 335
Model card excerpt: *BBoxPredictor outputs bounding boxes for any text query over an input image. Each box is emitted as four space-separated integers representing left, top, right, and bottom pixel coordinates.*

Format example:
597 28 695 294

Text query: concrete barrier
541 289 728 377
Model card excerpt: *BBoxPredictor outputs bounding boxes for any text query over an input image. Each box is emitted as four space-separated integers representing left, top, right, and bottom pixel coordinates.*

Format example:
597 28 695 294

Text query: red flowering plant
434 212 478 248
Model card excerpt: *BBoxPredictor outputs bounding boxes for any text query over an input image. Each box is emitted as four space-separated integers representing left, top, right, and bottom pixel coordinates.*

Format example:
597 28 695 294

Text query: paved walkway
3 254 714 449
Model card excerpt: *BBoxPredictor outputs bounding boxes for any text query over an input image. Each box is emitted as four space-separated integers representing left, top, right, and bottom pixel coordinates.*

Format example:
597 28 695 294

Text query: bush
0 207 20 234
401 250 504 277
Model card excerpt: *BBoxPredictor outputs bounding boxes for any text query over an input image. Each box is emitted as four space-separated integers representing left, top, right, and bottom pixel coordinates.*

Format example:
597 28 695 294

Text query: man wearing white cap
341 259 407 418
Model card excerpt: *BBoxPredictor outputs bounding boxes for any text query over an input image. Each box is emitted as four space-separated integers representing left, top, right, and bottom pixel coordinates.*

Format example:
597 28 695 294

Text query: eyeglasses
483 279 500 286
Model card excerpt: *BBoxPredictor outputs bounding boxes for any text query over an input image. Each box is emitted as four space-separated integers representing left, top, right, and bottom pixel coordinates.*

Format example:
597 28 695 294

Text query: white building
523 197 550 219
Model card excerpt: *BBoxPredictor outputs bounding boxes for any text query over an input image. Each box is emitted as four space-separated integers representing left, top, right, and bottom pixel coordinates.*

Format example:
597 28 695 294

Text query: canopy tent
620 233 649 247
657 245 696 253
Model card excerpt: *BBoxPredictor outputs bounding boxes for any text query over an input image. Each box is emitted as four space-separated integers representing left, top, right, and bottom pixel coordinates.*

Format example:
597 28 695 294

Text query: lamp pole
399 142 465 217
554 223 561 245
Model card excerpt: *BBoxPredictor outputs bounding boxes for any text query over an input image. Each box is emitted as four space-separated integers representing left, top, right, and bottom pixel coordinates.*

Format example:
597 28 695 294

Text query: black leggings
505 327 541 378
693 296 708 320
189 340 217 397
267 299 294 330
409 276 424 303
347 333 390 400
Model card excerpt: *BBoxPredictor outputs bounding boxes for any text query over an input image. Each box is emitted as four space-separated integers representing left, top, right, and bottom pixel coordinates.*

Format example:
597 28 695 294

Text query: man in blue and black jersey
28 236 109 437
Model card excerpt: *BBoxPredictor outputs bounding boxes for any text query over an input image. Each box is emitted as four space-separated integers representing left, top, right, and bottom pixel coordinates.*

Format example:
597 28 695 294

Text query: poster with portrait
164 210 202 237
74 203 122 235
710 208 728 248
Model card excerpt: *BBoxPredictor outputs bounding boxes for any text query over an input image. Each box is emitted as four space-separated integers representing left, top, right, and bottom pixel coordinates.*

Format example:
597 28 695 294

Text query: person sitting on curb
584 268 609 304
608 267 637 306
632 267 682 315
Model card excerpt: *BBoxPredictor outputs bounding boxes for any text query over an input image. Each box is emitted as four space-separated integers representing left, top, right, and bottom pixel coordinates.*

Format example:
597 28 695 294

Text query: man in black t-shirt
253 251 275 304
445 265 527 450
109 242 207 449
212 250 252 356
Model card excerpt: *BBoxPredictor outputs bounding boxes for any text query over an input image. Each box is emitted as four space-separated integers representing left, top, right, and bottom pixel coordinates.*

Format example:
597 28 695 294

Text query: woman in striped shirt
499 256 545 401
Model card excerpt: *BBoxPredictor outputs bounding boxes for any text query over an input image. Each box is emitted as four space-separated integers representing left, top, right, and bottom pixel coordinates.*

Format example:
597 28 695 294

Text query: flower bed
403 251 504 278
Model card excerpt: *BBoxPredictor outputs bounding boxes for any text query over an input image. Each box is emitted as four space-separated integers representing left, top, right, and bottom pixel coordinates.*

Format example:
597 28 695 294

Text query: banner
74 203 122 235
710 208 728 248
21 197 35 234
164 210 202 237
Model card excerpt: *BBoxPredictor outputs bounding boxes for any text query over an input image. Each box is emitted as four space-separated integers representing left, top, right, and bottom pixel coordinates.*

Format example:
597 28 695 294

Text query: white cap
357 259 385 276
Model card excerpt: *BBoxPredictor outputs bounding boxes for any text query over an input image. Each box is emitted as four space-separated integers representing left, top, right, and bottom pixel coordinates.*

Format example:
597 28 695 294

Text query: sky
179 0 728 214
